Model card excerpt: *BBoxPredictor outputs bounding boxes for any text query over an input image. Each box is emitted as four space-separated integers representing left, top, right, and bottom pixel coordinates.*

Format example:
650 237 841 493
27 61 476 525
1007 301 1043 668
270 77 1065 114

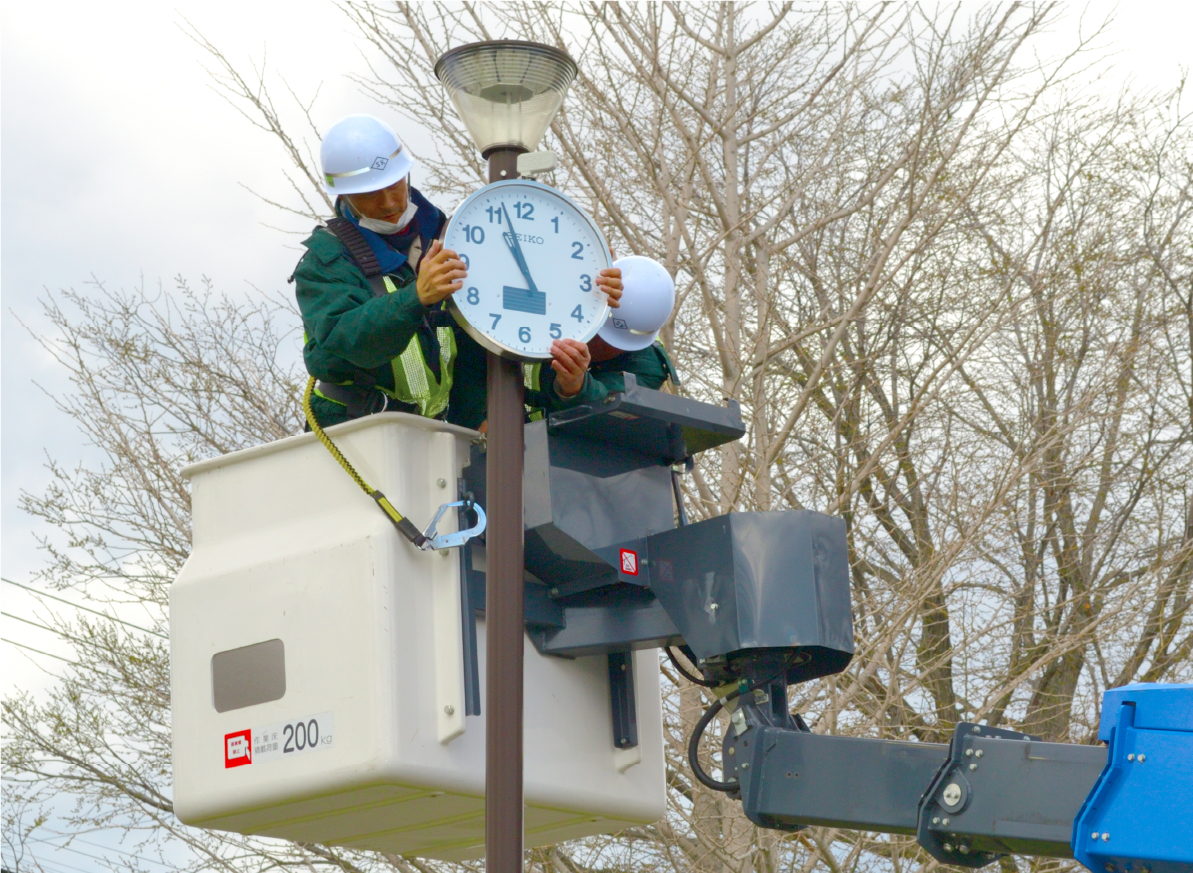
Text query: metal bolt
959 845 970 855
969 762 978 771
942 818 950 826
942 783 963 807
1127 753 1135 761
975 749 984 758
444 705 455 716
437 477 447 488
440 548 451 558
1105 864 1116 872
965 749 973 757
728 747 735 756
1102 833 1110 842
943 843 954 853
742 762 750 769
932 816 941 825
1091 831 1100 840
1138 754 1146 762
549 587 559 596
973 726 982 733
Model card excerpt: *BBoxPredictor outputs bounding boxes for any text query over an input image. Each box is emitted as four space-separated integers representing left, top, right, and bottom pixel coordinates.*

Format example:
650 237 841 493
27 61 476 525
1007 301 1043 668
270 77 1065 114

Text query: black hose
687 696 740 793
666 646 716 687
686 653 801 794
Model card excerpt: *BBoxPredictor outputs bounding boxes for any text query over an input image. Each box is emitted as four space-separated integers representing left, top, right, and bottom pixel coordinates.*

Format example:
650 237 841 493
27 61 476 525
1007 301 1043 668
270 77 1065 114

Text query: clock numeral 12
514 202 534 220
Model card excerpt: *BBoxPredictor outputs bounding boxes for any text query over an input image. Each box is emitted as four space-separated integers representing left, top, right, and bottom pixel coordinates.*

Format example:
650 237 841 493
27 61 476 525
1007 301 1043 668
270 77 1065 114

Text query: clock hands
501 203 540 295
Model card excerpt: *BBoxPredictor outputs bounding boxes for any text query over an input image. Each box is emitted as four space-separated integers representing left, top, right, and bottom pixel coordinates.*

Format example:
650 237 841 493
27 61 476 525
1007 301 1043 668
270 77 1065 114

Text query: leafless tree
5 4 1190 873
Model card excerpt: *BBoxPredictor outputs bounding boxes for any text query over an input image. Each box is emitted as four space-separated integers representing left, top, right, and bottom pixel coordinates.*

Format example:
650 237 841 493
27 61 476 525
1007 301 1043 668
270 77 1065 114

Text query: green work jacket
527 341 678 415
294 221 489 430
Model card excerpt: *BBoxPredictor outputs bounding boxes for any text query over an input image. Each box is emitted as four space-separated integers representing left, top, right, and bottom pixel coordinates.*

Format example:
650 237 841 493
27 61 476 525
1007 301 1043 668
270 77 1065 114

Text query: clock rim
443 179 612 362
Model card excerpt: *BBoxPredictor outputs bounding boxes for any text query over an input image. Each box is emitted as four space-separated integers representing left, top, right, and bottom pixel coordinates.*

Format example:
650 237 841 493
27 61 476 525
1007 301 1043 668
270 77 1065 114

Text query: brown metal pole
485 146 526 873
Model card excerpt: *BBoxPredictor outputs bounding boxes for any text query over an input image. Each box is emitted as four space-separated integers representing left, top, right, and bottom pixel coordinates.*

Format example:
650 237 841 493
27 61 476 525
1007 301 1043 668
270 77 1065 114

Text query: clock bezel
443 179 612 361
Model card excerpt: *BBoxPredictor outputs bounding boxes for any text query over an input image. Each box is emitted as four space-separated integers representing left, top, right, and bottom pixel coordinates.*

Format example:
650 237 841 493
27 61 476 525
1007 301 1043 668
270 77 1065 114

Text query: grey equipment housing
457 374 1187 872
460 372 855 691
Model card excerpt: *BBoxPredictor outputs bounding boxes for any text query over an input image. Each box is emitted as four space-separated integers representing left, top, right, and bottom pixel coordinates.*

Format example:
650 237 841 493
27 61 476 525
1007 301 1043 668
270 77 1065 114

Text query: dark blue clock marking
503 286 547 315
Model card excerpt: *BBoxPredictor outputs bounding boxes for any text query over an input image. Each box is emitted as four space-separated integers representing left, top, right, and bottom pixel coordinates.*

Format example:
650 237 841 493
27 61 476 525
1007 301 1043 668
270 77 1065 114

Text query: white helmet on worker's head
320 114 415 198
598 256 676 352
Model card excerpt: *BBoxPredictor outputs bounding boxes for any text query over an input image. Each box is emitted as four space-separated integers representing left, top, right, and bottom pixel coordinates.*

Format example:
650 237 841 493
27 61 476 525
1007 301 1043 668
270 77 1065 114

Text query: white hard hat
598 256 676 352
320 115 415 198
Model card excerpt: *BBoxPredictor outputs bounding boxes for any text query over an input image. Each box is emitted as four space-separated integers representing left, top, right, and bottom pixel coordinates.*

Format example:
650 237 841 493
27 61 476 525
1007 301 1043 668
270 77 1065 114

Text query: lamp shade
434 40 577 156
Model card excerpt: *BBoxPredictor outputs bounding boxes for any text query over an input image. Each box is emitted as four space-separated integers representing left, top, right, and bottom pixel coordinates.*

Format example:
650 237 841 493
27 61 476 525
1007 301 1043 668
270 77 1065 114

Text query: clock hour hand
501 203 539 295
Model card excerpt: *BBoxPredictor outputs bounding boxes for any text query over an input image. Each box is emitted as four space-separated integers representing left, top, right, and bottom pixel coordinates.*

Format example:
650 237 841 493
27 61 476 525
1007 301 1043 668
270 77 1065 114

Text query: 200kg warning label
224 711 333 768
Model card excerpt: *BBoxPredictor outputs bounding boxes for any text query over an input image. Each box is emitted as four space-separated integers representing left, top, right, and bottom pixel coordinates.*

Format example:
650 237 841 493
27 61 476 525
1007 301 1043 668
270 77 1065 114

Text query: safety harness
312 216 456 420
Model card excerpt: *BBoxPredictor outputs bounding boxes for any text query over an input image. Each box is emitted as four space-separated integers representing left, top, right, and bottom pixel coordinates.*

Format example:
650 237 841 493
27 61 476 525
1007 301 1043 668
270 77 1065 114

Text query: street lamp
434 39 578 873
435 39 577 180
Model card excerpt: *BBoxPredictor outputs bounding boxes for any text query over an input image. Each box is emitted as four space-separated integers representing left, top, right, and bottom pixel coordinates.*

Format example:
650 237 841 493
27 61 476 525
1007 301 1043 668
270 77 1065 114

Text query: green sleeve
294 229 426 373
536 344 671 413
541 369 614 410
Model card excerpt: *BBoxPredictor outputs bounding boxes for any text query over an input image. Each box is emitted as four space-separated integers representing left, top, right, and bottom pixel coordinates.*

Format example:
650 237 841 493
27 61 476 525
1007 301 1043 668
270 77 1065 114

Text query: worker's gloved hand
417 239 468 306
596 267 623 308
551 339 592 397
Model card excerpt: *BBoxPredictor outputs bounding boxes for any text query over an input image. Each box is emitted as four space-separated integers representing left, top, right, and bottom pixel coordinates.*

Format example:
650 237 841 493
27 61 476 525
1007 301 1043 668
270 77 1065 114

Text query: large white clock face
443 179 611 360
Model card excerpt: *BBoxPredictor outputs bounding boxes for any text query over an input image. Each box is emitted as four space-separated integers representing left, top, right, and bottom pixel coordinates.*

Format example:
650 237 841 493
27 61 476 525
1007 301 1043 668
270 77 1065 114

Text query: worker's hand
596 267 623 309
551 339 591 397
417 239 467 306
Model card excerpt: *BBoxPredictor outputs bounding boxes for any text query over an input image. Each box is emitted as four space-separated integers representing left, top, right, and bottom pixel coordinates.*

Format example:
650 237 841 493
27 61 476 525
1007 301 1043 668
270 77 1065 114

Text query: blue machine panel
1073 683 1193 873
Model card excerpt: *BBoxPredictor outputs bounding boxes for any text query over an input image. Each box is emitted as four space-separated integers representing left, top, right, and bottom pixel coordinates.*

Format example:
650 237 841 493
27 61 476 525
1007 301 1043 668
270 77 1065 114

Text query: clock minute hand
501 203 539 295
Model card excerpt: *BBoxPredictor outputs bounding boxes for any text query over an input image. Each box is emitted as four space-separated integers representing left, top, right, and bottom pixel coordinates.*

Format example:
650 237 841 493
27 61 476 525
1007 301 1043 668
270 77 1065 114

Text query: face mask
356 200 418 234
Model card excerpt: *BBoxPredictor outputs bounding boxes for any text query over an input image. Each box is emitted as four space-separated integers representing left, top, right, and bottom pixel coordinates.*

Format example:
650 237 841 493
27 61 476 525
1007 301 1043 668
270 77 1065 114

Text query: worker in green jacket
528 255 680 412
295 114 625 431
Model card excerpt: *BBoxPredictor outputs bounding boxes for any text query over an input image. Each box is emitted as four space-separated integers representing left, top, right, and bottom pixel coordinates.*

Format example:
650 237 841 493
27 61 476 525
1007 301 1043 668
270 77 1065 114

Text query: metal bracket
456 483 482 717
917 723 1029 867
422 499 487 551
608 651 638 749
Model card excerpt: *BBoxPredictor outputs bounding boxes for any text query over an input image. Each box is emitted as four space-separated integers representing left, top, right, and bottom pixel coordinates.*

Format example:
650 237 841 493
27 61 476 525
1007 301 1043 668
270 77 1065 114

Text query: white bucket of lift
170 413 665 861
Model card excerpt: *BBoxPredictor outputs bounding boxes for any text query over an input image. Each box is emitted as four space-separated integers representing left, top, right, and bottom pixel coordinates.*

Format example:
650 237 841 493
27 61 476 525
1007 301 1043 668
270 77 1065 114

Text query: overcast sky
2 2 373 588
0 1 1188 869
3 0 1190 661
3 1 1188 587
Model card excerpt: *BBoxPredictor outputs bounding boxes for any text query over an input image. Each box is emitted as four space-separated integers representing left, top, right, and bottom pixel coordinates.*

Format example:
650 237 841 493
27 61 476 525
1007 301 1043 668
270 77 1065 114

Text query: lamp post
434 40 578 873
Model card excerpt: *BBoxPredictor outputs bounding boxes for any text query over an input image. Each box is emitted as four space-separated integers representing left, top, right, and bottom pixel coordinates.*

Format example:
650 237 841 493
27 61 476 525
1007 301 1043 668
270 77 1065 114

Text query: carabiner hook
421 498 487 551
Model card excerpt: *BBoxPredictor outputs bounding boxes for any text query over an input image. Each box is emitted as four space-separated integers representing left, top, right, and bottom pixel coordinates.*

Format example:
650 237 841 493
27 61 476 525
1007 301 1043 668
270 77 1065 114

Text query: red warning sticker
620 548 639 576
222 712 334 770
224 729 252 768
